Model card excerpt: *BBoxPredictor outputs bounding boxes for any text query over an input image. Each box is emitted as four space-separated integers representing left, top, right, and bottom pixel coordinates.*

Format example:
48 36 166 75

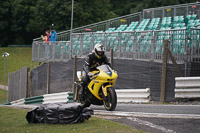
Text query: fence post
61 42 64 60
73 55 77 101
104 33 107 52
91 32 94 50
184 30 188 76
80 33 83 55
167 48 183 77
189 29 193 62
27 68 32 97
133 31 137 59
110 48 113 68
52 43 55 62
106 20 109 30
160 39 168 103
118 32 121 58
151 31 155 61
47 62 50 94
38 42 41 62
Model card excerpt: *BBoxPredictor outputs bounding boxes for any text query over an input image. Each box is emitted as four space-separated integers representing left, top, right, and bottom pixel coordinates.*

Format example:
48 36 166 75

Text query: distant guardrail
8 45 32 47
116 88 150 103
175 77 200 99
8 92 74 105
7 89 151 105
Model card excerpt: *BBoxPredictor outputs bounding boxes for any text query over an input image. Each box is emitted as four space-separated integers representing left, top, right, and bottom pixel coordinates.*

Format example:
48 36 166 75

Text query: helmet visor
97 51 104 56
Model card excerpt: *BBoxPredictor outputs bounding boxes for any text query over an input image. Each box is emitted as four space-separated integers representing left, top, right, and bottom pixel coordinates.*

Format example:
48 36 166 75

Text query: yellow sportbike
75 65 118 111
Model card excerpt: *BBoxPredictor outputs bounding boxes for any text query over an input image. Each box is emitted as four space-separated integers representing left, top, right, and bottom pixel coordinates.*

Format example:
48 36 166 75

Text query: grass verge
0 47 37 85
0 89 8 104
0 107 144 133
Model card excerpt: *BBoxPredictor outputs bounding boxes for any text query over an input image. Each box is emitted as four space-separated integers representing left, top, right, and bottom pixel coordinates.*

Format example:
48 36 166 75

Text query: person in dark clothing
81 43 110 90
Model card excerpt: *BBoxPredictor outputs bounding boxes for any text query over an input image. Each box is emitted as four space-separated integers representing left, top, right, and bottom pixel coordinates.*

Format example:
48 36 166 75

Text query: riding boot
79 82 86 102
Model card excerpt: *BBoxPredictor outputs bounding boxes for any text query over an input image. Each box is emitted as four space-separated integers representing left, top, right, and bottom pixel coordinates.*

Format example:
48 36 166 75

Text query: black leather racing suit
82 52 110 88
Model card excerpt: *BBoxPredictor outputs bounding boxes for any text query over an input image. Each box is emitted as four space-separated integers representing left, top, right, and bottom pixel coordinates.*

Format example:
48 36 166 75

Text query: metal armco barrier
43 92 69 104
7 92 73 105
7 89 151 105
116 88 150 103
175 77 200 99
10 98 25 105
25 96 44 105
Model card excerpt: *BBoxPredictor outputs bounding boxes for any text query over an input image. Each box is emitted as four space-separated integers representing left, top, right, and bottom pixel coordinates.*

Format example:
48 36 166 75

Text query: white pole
70 0 74 58
2 52 9 103
4 56 6 103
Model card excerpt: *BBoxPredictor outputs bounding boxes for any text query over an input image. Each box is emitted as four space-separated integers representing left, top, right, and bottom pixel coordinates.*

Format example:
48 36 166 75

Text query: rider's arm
103 55 111 67
84 55 92 74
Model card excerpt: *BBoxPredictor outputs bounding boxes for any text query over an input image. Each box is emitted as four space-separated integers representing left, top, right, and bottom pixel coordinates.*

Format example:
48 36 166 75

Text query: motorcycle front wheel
103 87 117 111
77 85 91 108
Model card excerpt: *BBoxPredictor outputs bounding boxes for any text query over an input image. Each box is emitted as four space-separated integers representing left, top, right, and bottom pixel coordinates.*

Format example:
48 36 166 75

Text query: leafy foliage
0 0 197 46
0 47 37 85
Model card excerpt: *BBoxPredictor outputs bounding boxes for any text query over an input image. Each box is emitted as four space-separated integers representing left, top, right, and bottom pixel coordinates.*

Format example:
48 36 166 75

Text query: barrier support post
47 62 51 94
160 39 168 103
167 48 183 77
27 68 32 97
110 48 113 68
73 55 77 101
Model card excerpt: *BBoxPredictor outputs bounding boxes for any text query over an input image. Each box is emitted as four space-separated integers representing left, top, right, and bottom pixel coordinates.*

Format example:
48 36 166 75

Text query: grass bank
0 107 144 133
0 89 7 104
0 47 37 85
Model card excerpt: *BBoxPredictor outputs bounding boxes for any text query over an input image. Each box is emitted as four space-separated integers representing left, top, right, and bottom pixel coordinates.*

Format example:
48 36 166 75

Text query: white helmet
94 44 105 58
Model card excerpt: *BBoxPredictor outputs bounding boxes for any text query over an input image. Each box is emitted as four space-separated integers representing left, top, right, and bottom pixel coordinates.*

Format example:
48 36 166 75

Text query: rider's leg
79 71 89 101
81 71 90 90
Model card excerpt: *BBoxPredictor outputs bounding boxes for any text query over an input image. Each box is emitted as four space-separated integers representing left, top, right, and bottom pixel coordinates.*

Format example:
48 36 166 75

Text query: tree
10 0 36 44
0 0 199 45
0 0 11 46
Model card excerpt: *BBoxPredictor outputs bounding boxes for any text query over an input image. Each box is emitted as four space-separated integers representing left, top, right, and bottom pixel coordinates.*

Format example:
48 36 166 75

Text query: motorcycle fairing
88 66 118 100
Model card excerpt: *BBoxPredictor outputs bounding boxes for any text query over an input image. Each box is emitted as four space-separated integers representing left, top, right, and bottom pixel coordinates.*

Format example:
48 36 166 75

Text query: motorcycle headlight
106 71 112 77
114 70 117 74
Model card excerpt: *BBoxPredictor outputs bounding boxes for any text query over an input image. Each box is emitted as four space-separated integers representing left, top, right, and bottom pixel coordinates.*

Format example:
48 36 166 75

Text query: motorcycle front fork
102 86 109 101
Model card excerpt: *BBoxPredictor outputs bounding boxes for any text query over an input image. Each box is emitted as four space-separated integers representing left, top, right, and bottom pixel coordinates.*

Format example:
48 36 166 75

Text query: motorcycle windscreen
97 65 112 77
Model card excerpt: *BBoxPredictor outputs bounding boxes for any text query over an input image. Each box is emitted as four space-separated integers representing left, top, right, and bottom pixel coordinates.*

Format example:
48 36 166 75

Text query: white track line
94 110 200 119
127 117 176 133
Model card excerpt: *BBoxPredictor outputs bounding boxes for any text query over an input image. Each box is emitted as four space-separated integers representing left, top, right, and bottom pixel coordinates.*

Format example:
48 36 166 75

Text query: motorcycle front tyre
77 87 91 108
103 87 117 111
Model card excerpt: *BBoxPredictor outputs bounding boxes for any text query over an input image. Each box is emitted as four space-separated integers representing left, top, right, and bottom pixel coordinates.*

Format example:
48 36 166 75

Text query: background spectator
41 30 50 42
49 25 57 42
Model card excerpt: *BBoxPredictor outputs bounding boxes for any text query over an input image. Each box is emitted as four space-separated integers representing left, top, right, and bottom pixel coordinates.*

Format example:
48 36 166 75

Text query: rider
81 43 110 92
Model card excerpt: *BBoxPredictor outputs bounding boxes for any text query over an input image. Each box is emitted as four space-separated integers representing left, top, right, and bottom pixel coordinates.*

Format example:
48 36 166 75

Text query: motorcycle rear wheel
103 87 117 111
77 86 91 108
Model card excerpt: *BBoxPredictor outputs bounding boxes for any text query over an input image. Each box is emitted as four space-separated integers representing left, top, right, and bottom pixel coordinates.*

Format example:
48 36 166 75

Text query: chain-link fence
143 2 200 19
29 57 190 102
8 66 28 102
31 61 74 96
188 28 200 62
70 29 189 63
32 28 200 64
9 55 200 102
32 41 71 62
33 12 141 42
